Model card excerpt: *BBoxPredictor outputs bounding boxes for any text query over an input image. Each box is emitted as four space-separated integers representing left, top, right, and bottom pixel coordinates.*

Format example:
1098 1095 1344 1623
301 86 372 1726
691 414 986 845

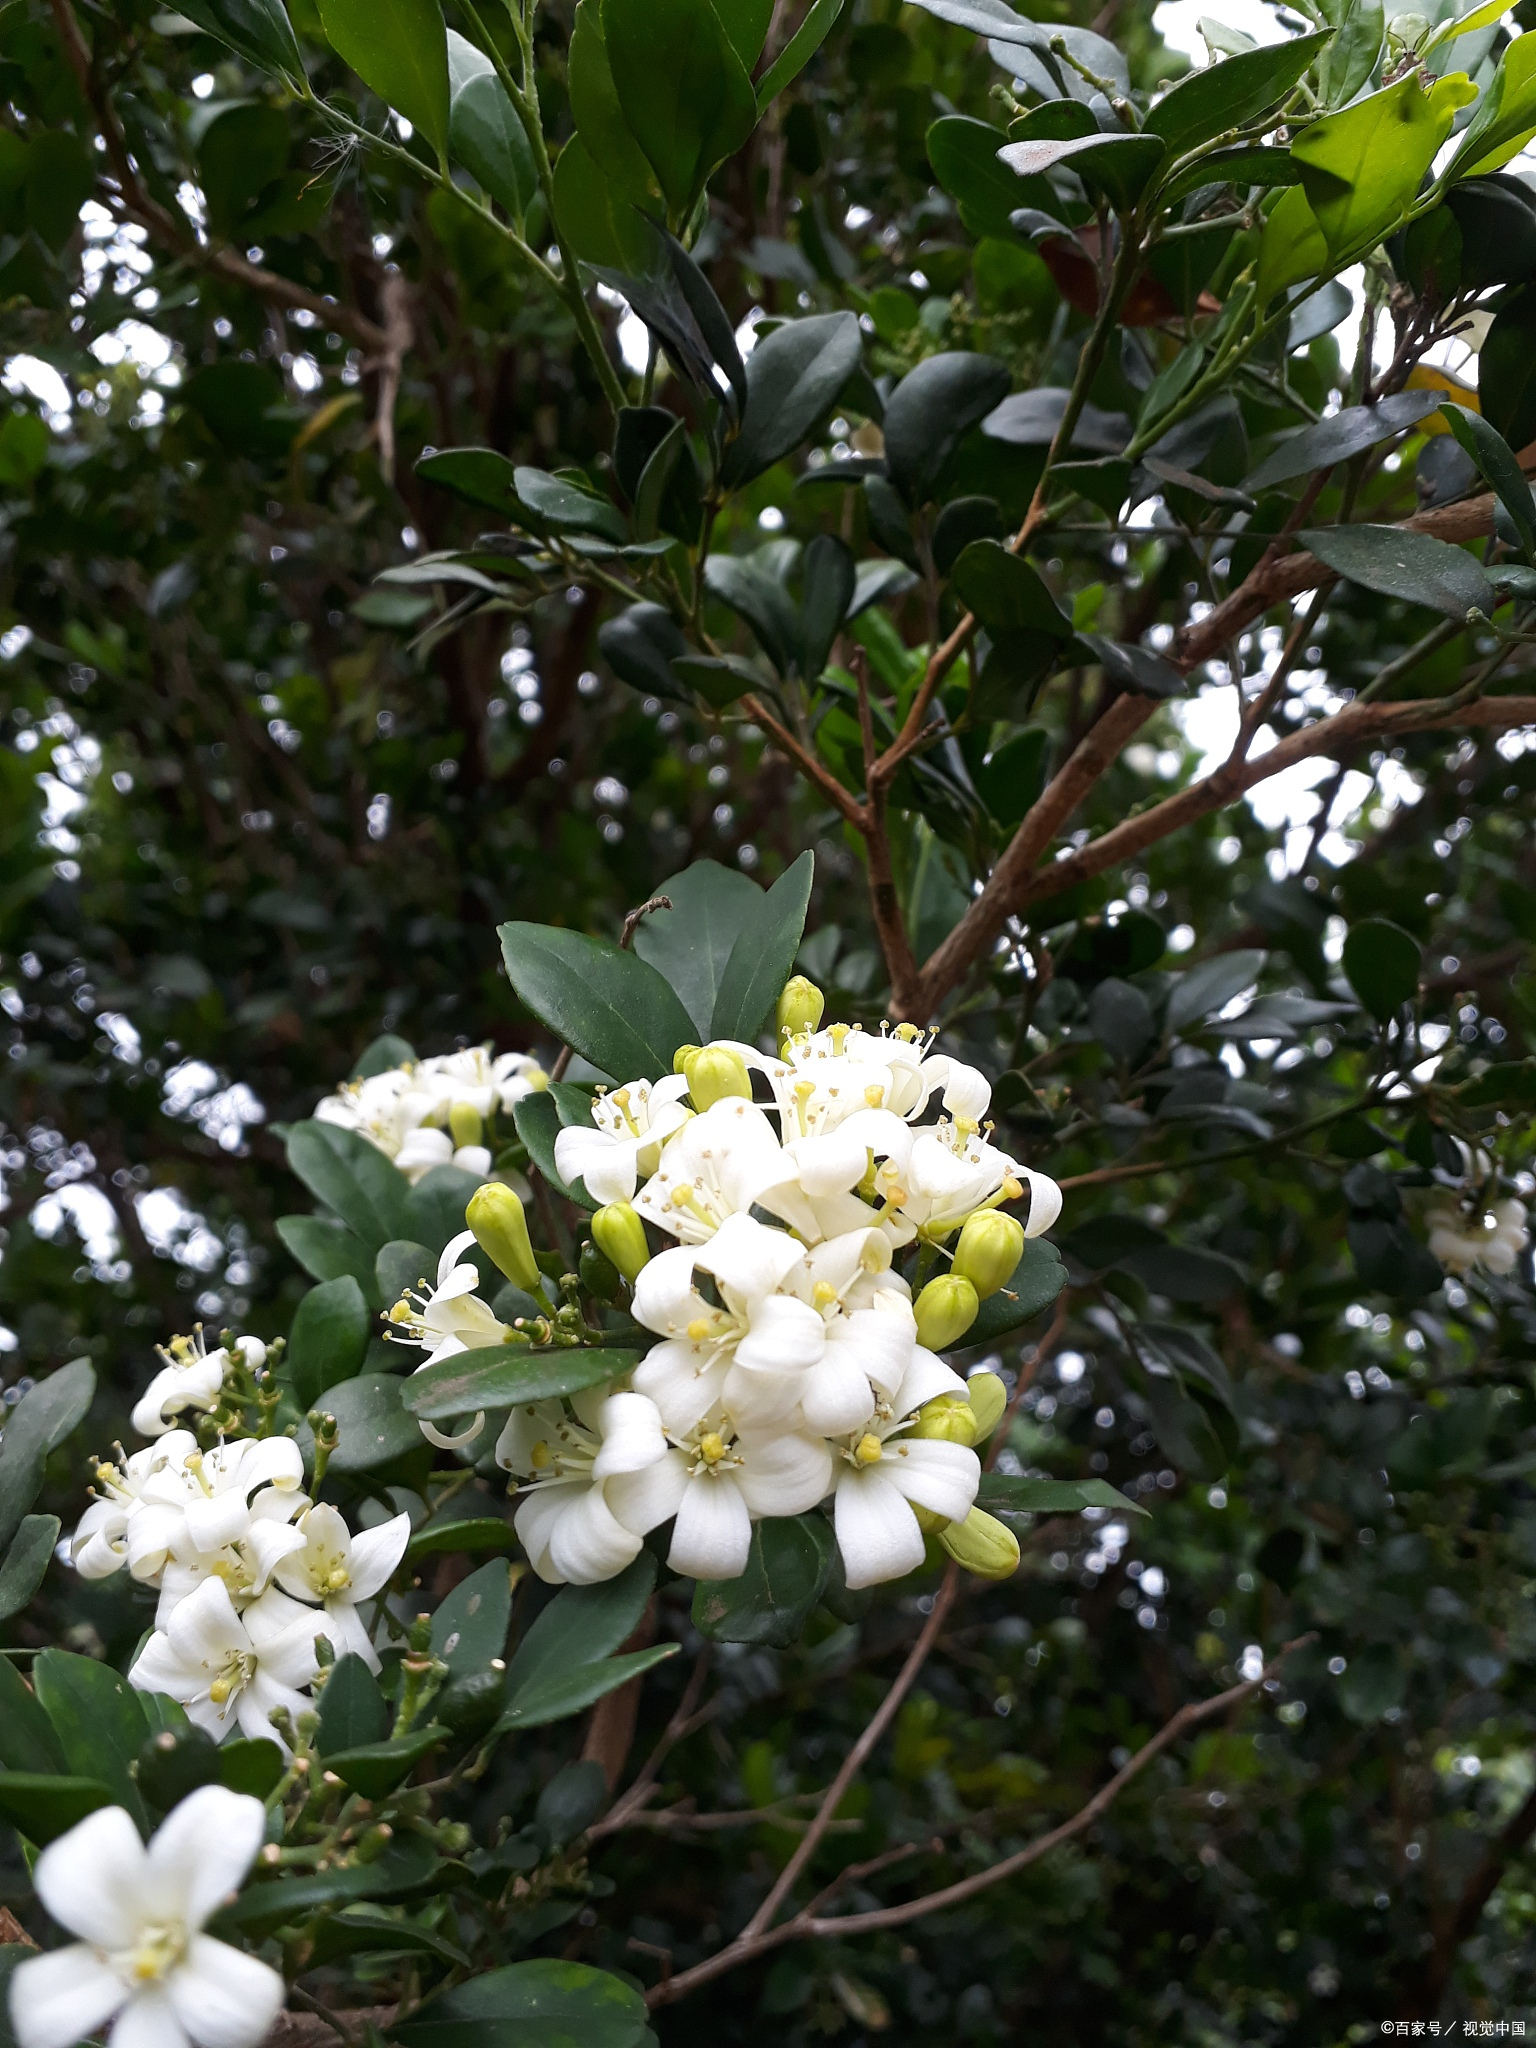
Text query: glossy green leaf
721 311 863 486
33 1649 149 1829
0 1656 65 1776
499 1642 677 1734
711 850 816 1043
404 1165 483 1261
1116 1243 1244 1302
692 1513 833 1647
552 135 660 271
317 1653 389 1756
404 1346 637 1420
1165 949 1265 1034
927 114 1038 237
0 1772 116 1846
172 0 302 75
307 1372 422 1472
1343 916 1422 1020
884 352 1012 504
285 1119 413 1252
284 1274 370 1409
0 1514 57 1622
219 1832 442 1930
322 1723 448 1798
1451 29 1536 179
217 1738 285 1798
633 859 764 1038
965 1239 1068 1342
756 0 847 110
446 31 537 220
406 1513 515 1562
977 1474 1149 1516
601 0 758 216
513 467 627 543
376 1238 434 1311
704 553 800 675
799 534 856 681
1147 31 1329 158
318 0 450 156
0 1357 93 1556
415 446 520 513
512 1091 592 1209
1441 403 1536 557
1316 0 1383 107
596 601 691 703
353 1032 416 1079
276 1215 380 1302
504 1551 653 1699
391 1959 651 2047
1244 390 1443 489
1293 71 1477 259
1256 185 1330 304
997 131 1167 212
1479 287 1536 453
432 1558 514 1675
568 0 656 201
1300 523 1495 619
951 540 1073 637
498 921 700 1082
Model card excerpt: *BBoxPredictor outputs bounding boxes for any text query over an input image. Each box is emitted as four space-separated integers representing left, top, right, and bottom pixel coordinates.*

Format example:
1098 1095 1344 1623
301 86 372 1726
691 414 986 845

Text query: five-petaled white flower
496 1388 673 1584
1427 1193 1530 1277
553 1074 692 1203
388 1229 518 1367
832 1351 982 1589
128 1576 331 1749
130 1331 266 1440
8 1785 285 2048
271 1505 411 1669
620 1416 834 1582
316 1044 546 1182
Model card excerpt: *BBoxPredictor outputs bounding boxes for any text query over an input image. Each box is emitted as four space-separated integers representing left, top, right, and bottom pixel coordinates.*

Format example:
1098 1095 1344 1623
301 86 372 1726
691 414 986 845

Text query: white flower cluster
316 1043 546 1182
69 1375 408 1749
394 1023 1061 1592
1427 1193 1530 1277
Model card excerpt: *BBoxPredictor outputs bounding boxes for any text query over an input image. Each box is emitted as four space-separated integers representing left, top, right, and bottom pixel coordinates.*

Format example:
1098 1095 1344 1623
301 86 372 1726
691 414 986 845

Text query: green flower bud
952 1209 1024 1298
683 1044 752 1110
964 1370 1008 1443
672 1043 702 1075
908 1393 979 1446
939 1507 1020 1581
776 974 826 1041
448 1101 484 1150
590 1200 651 1283
911 1501 950 1535
913 1273 979 1352
466 1182 541 1292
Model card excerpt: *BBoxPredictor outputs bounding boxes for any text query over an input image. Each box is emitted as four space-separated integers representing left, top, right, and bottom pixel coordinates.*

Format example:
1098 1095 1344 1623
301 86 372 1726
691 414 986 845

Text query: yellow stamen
699 1432 726 1464
863 1083 885 1107
530 1440 552 1470
686 1316 716 1342
812 1281 837 1308
853 1433 883 1466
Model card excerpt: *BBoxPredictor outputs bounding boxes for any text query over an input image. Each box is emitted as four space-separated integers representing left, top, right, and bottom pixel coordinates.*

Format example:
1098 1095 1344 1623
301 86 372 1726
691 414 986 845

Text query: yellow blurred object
1406 363 1480 434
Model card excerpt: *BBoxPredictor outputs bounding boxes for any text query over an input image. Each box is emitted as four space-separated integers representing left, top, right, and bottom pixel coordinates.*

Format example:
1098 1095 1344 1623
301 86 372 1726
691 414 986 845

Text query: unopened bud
591 1201 651 1283
672 1043 701 1075
909 1393 978 1446
952 1209 1024 1298
448 1101 484 1150
353 1822 394 1863
776 975 825 1041
913 1273 979 1352
911 1502 950 1535
939 1507 1020 1580
682 1045 752 1110
467 1182 540 1292
964 1371 1007 1443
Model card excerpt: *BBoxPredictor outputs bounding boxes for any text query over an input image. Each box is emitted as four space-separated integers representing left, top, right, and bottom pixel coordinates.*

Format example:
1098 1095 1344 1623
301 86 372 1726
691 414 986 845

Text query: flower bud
466 1182 541 1292
939 1507 1020 1580
448 1101 484 1151
911 1502 950 1535
908 1393 978 1446
776 975 825 1041
672 1043 701 1075
913 1273 979 1352
952 1209 1024 1298
590 1200 651 1283
682 1045 752 1110
964 1371 1007 1443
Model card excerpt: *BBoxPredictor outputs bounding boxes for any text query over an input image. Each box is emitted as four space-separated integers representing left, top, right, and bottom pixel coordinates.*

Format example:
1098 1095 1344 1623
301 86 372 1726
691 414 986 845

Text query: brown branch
580 1598 656 1793
370 270 414 486
47 0 387 354
742 694 867 825
588 1647 713 1840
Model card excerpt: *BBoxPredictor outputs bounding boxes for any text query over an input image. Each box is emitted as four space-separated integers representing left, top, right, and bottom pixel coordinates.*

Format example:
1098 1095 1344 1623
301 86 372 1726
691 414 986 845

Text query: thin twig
589 1648 712 1840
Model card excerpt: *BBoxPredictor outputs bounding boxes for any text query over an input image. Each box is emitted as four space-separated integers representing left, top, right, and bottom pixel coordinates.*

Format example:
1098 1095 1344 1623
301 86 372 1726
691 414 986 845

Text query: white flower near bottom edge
128 1576 328 1749
270 1505 412 1670
9 1785 285 2048
832 1351 980 1589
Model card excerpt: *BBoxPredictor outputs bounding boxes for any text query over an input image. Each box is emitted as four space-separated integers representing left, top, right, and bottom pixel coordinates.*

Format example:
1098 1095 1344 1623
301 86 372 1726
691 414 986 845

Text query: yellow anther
387 1300 413 1324
686 1317 715 1342
325 1565 351 1593
853 1432 883 1466
812 1281 837 1308
893 1022 923 1042
699 1432 726 1464
863 1084 886 1107
208 1677 232 1705
828 1023 851 1050
530 1440 552 1470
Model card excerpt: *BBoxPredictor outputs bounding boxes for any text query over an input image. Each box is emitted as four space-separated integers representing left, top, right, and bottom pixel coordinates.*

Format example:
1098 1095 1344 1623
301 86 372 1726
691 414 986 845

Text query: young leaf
601 0 758 216
1256 185 1330 304
1450 29 1536 179
317 0 451 159
721 311 863 486
1441 403 1536 558
1300 524 1495 618
1244 390 1444 489
1292 71 1478 260
1343 916 1422 1020
498 921 699 1081
884 352 1012 504
283 1275 371 1408
712 848 816 1042
692 1514 833 1646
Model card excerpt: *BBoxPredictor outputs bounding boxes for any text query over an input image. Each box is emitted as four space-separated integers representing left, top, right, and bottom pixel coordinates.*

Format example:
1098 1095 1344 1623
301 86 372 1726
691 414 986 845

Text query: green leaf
498 921 698 1082
692 1513 833 1646
22 130 92 251
0 1357 94 1555
1343 916 1422 1021
513 466 628 544
632 859 763 1038
0 1514 57 1622
353 1031 416 1079
322 1724 448 1798
1451 29 1536 180
1244 391 1443 490
198 104 290 239
884 352 1012 506
286 1119 413 1251
317 1653 390 1756
404 1347 637 1421
1256 185 1330 304
631 416 686 543
284 1275 371 1409
217 1738 285 1798
499 1642 677 1734
799 535 856 682
704 553 801 675
1300 524 1496 619
1145 31 1331 157
432 1558 514 1676
33 1649 149 1829
712 850 816 1042
997 131 1167 212
569 0 658 199
601 0 758 216
513 1091 592 1208
756 0 847 110
318 0 450 158
976 1474 1149 1517
927 114 1038 237
552 134 660 271
1165 949 1265 1034
0 1772 116 1846
390 1959 651 2048
504 1552 653 1697
376 1238 435 1311
1292 71 1477 260
1479 286 1536 454
447 30 537 219
721 311 863 487
973 725 1050 830
0 1656 64 1775
406 1513 515 1562
415 446 520 513
1316 0 1383 108
276 1215 380 1302
218 1832 442 1930
171 0 302 75
951 540 1073 638
965 1239 1068 1343
596 601 691 703
1116 1244 1244 1302
1441 403 1536 557
405 1165 484 1260
307 1373 423 1473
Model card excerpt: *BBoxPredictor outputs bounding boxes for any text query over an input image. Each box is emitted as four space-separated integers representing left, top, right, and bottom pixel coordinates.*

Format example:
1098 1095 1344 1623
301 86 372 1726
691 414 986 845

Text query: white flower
388 1229 516 1366
757 1021 990 1134
8 1786 285 2048
497 1389 672 1585
130 1333 266 1441
620 1420 834 1581
633 1098 794 1245
129 1577 329 1748
1427 1194 1530 1277
68 1434 199 1585
316 1045 546 1183
553 1074 693 1203
832 1352 981 1589
270 1506 411 1670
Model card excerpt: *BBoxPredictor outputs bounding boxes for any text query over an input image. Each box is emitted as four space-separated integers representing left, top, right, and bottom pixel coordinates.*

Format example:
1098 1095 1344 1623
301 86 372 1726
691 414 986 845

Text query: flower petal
668 1473 752 1579
147 1785 266 1932
34 1805 145 1949
109 1987 191 2048
834 1469 926 1589
695 1212 804 1305
514 1482 586 1585
591 1392 669 1478
345 1512 412 1600
883 1437 980 1522
633 1342 728 1436
734 1294 825 1374
167 1935 286 2048
797 1334 878 1436
630 1246 706 1337
9 1946 126 2048
1019 1167 1062 1238
604 1450 690 1535
735 1433 833 1518
547 1485 644 1585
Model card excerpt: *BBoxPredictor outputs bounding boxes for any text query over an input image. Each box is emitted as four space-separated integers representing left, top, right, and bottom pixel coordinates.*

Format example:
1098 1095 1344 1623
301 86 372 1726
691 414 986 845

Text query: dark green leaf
602 0 757 215
1089 977 1156 1063
536 1760 610 1847
404 1166 484 1260
1340 1641 1406 1722
1442 403 1536 558
322 1724 448 1798
983 389 1131 455
1245 392 1444 490
597 602 690 703
284 1275 370 1409
1059 1215 1166 1272
1349 1215 1444 1298
977 1474 1149 1516
318 0 449 155
286 1119 413 1252
973 726 1049 829
33 1649 148 1828
217 1738 285 1798
406 1514 515 1562
884 353 1012 505
514 466 627 544
964 1239 1068 1342
0 1514 57 1622
307 1373 422 1473
376 1238 435 1311
553 133 659 270
0 1357 94 1553
391 1959 650 2048
721 312 863 487
135 1724 220 1812
633 860 762 1038
0 1657 64 1775
447 31 537 219
692 1513 833 1646
317 1653 389 1757
951 540 1073 637
404 1347 636 1421
498 921 699 1083
799 534 856 681
927 114 1038 236
172 0 302 75
415 446 520 513
1117 1244 1244 1302
0 1772 115 1846
1317 0 1383 107
505 1552 654 1698
1144 31 1331 157
306 1902 470 1969
498 1643 677 1734
704 553 801 675
277 1216 380 1302
712 850 816 1042
198 104 289 239
1343 916 1422 1021
354 1032 416 1079
755 0 847 110
998 131 1167 212
432 1559 513 1674
1077 634 1187 698
218 1833 442 1930
23 131 95 250
1300 524 1496 619
513 1091 592 1207
1165 949 1265 1033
